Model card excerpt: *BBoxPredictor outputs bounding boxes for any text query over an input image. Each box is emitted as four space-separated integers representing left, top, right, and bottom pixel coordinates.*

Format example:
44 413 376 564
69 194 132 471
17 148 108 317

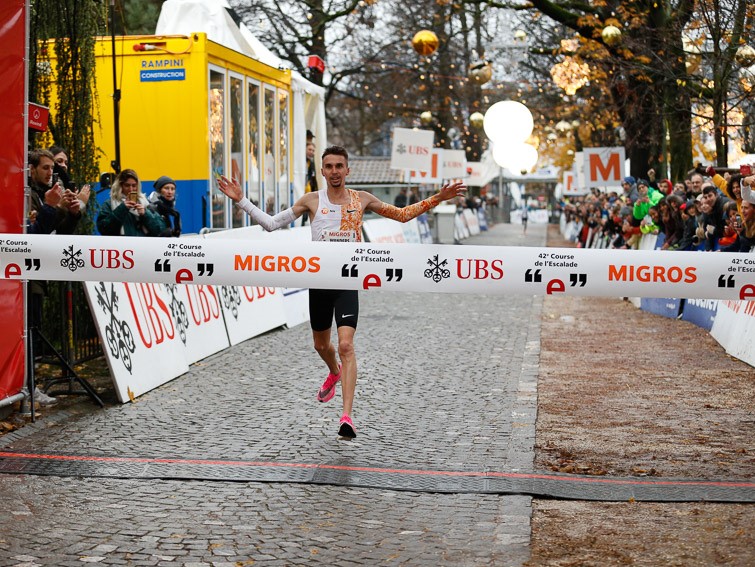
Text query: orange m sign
583 147 625 187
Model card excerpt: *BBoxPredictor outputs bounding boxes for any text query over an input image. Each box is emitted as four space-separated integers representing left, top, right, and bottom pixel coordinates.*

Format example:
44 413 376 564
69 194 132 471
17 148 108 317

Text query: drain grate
0 451 752 502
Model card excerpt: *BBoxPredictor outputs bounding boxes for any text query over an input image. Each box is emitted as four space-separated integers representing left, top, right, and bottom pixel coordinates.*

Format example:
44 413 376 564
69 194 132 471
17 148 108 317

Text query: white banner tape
1 234 754 300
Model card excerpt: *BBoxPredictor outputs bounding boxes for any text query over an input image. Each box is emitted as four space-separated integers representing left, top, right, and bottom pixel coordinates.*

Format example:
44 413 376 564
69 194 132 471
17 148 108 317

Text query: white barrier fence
6 223 754 401
2 233 753 299
559 219 755 368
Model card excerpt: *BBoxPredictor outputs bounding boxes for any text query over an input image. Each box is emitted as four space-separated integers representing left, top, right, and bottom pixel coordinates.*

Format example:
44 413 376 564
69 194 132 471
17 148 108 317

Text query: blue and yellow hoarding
89 33 293 233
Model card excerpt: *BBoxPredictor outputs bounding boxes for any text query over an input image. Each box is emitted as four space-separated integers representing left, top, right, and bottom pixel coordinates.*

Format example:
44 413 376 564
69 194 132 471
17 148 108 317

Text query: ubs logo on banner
90 248 135 270
61 245 85 272
456 258 504 280
93 282 136 373
424 254 451 283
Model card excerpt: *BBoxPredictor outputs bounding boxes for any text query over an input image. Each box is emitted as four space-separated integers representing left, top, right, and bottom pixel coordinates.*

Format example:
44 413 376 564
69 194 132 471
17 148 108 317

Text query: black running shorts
309 289 359 331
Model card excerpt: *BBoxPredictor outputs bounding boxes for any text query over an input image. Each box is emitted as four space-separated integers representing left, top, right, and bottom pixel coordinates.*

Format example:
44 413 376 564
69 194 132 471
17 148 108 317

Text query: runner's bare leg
313 329 340 376
336 325 357 417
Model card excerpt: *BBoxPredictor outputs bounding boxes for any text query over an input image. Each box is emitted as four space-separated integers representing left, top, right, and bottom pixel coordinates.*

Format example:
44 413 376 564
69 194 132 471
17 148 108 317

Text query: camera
741 164 752 176
51 172 59 186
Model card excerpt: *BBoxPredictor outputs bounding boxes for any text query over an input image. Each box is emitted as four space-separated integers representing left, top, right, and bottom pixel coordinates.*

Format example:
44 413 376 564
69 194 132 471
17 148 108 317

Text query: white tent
155 0 327 206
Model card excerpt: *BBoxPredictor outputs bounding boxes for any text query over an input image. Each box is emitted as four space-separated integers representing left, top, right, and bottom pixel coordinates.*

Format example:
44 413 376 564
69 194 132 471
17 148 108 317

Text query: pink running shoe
317 364 341 403
338 414 356 439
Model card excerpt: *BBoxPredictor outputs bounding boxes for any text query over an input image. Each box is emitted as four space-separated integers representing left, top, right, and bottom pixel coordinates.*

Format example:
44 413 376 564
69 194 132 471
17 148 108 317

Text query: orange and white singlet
310 188 363 242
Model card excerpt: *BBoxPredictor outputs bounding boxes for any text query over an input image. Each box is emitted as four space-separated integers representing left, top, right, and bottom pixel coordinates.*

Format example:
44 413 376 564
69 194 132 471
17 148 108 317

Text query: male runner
218 145 466 438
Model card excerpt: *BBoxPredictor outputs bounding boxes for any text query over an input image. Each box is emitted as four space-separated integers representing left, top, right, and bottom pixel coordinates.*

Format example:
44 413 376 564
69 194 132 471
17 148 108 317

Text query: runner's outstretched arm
366 180 467 222
217 175 310 231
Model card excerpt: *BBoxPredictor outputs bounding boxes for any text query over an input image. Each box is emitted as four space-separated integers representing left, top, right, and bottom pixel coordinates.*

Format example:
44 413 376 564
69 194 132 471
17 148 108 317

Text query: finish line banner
1 234 754 300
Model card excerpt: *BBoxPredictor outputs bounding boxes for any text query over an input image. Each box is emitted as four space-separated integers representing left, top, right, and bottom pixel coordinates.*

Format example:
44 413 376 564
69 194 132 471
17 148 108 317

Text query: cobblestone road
0 221 546 566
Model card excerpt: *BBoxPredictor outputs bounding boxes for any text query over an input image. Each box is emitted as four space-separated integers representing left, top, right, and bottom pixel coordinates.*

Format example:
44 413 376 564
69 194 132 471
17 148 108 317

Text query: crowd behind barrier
559 167 755 254
557 166 755 368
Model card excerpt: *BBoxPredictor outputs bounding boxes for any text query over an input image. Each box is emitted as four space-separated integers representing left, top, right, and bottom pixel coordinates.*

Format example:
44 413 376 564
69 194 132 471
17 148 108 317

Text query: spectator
26 148 88 409
660 194 684 250
632 179 663 222
718 201 740 249
394 187 410 208
97 169 166 237
148 176 182 237
621 176 639 202
29 149 83 234
301 140 318 226
720 200 755 252
672 182 687 197
699 184 732 250
721 174 744 215
639 205 661 235
677 199 699 251
47 146 91 220
688 172 705 198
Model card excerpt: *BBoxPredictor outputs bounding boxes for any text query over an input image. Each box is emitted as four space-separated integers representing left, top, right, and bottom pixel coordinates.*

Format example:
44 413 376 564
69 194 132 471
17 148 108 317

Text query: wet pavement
0 220 546 566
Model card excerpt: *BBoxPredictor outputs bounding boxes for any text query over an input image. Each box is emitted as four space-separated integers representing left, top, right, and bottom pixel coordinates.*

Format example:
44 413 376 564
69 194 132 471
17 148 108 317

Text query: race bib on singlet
321 229 359 242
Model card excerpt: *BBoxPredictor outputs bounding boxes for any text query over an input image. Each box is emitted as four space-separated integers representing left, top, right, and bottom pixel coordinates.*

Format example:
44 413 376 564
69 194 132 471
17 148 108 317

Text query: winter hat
680 199 696 211
637 178 649 187
153 175 175 192
658 179 673 194
623 176 636 185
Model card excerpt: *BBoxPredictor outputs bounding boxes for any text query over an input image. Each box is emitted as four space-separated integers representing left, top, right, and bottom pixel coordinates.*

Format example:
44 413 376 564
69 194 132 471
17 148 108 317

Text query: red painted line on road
1 451 752 489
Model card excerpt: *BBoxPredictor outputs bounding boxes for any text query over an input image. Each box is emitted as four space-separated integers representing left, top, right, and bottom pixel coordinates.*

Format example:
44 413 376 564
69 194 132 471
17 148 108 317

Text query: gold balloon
685 52 702 74
420 111 433 126
469 112 484 129
412 30 440 56
735 45 755 68
601 25 622 47
468 60 493 85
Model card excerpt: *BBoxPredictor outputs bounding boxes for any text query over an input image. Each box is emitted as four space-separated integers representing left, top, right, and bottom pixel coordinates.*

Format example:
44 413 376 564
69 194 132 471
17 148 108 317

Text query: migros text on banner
234 254 321 273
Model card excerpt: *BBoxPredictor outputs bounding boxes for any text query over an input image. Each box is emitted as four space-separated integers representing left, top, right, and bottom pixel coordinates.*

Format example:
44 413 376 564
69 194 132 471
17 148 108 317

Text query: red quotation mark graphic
4 258 42 278
154 259 214 284
716 275 754 300
342 264 402 290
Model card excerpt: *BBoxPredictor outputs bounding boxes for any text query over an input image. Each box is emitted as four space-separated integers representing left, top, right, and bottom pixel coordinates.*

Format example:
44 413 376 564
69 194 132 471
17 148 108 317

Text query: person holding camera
97 169 166 237
720 199 755 252
28 149 83 235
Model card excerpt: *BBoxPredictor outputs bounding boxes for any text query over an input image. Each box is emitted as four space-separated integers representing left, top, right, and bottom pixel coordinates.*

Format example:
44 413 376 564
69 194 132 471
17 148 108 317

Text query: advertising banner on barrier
681 299 718 331
407 148 442 184
220 285 286 346
83 279 287 402
710 300 755 367
442 149 467 179
363 218 421 244
390 127 434 171
206 226 309 328
84 281 191 402
583 147 625 187
1 234 754 300
0 0 28 401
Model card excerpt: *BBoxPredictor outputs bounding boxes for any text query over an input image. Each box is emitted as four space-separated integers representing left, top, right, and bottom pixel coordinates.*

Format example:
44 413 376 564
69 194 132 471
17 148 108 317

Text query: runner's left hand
438 180 467 202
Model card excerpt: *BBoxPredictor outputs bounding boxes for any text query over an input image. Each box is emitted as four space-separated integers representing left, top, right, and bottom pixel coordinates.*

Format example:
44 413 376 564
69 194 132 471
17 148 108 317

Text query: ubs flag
0 0 28 400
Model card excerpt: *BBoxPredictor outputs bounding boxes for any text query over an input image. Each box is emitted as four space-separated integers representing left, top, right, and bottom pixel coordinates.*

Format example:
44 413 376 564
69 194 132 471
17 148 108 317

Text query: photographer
28 149 83 235
720 200 755 252
97 169 166 237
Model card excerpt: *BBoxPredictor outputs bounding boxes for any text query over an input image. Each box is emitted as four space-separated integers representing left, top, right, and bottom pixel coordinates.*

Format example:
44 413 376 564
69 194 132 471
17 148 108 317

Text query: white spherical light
483 101 534 143
492 141 539 172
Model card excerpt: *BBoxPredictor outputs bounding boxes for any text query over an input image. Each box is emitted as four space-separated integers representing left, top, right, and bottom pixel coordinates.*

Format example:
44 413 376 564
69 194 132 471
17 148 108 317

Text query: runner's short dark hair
322 145 349 163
